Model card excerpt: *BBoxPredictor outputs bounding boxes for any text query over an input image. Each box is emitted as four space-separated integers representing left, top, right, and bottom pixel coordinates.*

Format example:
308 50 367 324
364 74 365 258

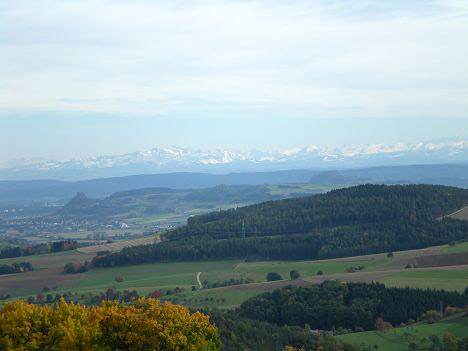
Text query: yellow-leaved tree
0 298 220 351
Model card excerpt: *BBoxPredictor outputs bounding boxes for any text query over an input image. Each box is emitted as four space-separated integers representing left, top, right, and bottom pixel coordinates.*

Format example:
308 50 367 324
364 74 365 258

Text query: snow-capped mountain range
2 139 468 180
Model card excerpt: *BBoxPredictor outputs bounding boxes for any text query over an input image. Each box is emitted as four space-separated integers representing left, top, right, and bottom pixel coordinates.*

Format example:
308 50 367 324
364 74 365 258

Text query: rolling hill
92 184 468 267
56 185 285 220
0 170 321 205
2 164 468 206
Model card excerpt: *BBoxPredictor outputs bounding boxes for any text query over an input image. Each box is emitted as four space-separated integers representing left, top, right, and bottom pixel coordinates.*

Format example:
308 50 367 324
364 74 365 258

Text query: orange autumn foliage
0 298 220 351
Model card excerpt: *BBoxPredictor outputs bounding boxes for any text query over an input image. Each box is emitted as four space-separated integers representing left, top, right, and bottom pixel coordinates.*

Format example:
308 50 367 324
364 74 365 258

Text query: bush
289 270 300 280
418 310 442 324
316 270 323 275
266 272 283 281
63 262 76 274
64 261 89 274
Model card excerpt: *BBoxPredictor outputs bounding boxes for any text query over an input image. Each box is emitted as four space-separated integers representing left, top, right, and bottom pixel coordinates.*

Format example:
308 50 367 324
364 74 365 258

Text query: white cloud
0 0 467 117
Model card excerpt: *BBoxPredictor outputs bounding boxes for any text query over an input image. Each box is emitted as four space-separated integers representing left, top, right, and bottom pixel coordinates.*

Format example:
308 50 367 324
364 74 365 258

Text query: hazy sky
1 0 468 163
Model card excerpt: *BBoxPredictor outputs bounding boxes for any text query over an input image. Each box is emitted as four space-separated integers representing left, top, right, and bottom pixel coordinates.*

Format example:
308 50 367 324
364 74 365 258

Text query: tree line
0 262 33 275
0 239 79 259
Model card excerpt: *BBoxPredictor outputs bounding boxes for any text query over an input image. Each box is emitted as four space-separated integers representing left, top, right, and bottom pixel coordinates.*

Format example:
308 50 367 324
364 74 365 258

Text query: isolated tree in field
115 276 124 283
266 272 283 281
289 270 300 280
63 262 76 273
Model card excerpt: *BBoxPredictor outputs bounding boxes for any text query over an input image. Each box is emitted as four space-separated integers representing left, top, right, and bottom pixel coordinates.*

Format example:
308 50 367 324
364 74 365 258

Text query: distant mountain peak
1 138 467 180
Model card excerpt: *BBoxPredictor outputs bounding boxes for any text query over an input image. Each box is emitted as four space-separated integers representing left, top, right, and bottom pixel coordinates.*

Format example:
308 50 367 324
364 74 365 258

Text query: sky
1 0 468 163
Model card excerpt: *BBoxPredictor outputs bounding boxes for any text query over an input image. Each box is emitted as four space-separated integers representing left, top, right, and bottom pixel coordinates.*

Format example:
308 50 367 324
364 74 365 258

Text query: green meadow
379 270 468 292
338 314 468 351
443 241 468 254
1 242 467 309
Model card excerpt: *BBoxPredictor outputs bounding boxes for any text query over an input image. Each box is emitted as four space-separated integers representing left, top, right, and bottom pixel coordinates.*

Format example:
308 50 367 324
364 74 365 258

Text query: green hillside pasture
443 241 468 254
72 260 240 295
5 246 468 309
337 314 468 351
231 257 387 279
0 253 387 307
379 270 468 292
71 257 385 298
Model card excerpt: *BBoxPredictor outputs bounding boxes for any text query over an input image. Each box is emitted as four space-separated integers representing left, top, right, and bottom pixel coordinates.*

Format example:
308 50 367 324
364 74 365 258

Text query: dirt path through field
197 272 202 288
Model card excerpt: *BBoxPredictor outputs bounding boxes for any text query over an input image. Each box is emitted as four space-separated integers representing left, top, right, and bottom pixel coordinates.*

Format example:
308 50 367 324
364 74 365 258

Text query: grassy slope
58 184 338 226
443 241 468 254
0 253 387 305
338 314 468 351
1 240 468 307
380 270 468 292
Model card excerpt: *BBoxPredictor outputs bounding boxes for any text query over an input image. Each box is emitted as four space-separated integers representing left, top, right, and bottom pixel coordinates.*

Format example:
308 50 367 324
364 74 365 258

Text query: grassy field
0 252 389 306
1 241 468 308
443 241 468 254
378 270 468 292
338 314 468 351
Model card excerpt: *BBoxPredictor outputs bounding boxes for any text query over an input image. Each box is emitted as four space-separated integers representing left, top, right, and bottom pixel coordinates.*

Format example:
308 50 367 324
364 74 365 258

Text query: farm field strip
77 234 160 253
448 205 468 220
379 269 468 292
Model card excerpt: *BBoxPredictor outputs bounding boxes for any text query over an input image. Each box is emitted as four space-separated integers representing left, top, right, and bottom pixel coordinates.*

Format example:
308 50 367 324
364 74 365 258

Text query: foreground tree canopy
0 298 220 351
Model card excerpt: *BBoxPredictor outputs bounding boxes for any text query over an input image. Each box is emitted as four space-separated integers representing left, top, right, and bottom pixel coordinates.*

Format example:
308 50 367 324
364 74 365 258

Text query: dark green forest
238 281 468 331
92 185 468 267
208 310 363 351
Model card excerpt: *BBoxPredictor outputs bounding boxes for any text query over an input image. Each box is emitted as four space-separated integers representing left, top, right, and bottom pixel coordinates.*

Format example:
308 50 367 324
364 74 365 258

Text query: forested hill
166 184 468 241
93 185 468 267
